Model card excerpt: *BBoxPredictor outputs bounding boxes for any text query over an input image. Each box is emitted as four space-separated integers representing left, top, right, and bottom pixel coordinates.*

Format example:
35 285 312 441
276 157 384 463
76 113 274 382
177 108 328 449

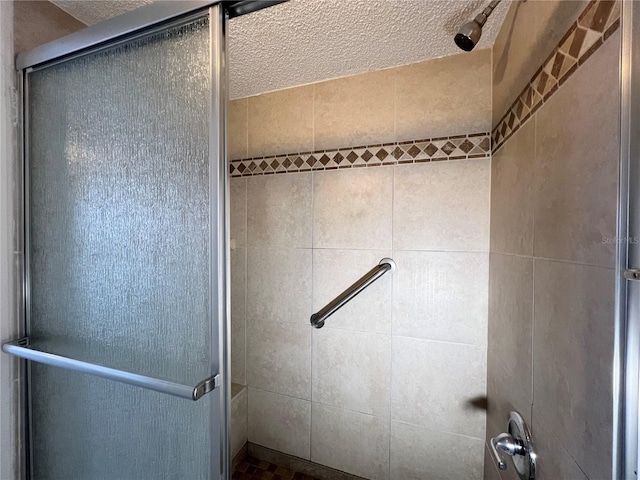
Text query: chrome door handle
2 337 219 401
489 411 537 480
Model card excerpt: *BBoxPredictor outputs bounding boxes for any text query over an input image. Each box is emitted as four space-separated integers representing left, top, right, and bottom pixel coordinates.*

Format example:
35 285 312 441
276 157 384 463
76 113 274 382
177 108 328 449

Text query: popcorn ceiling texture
50 0 509 99
52 0 154 25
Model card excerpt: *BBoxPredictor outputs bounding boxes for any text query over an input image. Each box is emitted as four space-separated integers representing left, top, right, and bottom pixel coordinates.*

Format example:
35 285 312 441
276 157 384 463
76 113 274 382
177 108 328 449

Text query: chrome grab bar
2 337 219 401
310 258 396 329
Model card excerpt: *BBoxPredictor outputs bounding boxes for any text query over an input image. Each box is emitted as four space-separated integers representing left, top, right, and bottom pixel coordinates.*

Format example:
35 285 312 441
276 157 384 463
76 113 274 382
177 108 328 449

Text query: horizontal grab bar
310 258 396 329
2 337 219 401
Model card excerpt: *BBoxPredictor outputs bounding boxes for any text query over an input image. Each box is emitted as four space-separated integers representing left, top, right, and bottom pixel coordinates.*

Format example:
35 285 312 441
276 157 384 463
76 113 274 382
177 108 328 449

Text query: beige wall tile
391 337 486 439
228 98 248 160
490 120 534 256
486 254 533 440
391 422 484 480
313 167 393 250
312 328 391 417
311 403 390 480
484 444 503 480
534 32 619 268
248 388 311 460
231 312 246 385
246 247 312 325
483 443 519 480
395 49 491 142
531 408 589 480
533 260 614 480
231 236 246 385
312 249 392 334
247 172 312 249
230 177 247 248
392 251 488 346
492 0 589 126
231 386 248 458
231 247 246 323
230 250 246 385
248 85 313 157
246 318 311 400
314 69 395 150
393 160 490 252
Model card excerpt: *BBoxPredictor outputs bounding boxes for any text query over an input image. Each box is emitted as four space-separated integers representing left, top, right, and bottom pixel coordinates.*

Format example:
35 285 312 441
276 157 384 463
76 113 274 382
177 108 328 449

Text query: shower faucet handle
490 432 524 470
489 411 537 479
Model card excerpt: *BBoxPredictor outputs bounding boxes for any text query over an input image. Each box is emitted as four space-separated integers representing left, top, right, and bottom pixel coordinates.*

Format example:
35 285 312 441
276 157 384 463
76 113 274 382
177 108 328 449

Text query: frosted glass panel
27 16 215 479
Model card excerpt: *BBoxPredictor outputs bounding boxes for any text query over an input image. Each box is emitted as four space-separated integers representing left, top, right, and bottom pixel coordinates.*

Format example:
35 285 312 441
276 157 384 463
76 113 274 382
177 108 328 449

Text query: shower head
454 0 501 52
454 20 483 52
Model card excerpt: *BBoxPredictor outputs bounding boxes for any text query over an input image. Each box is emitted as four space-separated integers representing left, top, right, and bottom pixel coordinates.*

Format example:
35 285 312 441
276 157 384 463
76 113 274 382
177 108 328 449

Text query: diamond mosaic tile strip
229 132 491 177
492 0 620 153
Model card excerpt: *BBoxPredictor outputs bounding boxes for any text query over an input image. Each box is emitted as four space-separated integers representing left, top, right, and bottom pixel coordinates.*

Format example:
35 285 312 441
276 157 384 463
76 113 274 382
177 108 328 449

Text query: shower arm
474 0 501 27
310 258 396 329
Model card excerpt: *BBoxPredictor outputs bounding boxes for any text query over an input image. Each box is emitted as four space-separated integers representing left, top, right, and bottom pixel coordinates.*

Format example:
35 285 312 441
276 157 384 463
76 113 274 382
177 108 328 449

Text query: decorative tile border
492 0 620 152
230 0 619 174
229 133 491 177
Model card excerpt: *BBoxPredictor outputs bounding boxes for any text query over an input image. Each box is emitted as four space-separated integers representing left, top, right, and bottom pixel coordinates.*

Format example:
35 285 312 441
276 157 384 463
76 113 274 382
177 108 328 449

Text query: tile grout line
245 96 249 162
531 258 536 433
245 96 250 160
309 165 315 462
309 81 316 460
530 113 537 423
388 162 396 479
393 62 397 146
389 67 398 478
311 83 315 155
487 41 495 459
243 178 248 387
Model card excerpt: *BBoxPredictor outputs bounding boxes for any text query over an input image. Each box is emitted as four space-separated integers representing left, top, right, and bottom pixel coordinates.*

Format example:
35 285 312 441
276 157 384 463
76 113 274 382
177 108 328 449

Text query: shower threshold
232 453 318 480
233 443 367 480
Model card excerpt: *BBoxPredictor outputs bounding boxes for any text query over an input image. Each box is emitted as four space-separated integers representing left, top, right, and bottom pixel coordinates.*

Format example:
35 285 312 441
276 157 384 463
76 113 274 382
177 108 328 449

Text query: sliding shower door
15 5 227 479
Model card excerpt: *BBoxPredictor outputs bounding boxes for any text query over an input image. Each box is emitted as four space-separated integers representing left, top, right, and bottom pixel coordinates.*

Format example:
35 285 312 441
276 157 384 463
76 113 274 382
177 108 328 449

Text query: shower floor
232 454 319 480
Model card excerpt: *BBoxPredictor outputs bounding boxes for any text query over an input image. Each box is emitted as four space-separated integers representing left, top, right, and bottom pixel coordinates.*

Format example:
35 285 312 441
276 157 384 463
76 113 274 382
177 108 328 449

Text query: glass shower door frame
615 0 640 478
15 2 231 478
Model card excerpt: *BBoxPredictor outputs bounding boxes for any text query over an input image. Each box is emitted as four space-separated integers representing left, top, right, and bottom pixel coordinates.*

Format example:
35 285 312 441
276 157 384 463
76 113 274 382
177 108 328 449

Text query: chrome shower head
454 20 483 52
454 0 501 52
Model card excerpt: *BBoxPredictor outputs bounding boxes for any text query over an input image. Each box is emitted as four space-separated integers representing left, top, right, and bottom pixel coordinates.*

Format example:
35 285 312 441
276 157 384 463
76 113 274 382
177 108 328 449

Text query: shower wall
229 49 492 479
485 1 620 479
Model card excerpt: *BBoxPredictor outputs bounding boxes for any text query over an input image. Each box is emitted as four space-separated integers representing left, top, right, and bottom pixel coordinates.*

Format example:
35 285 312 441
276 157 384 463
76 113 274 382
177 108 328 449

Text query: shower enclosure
0 2 279 478
4 0 640 479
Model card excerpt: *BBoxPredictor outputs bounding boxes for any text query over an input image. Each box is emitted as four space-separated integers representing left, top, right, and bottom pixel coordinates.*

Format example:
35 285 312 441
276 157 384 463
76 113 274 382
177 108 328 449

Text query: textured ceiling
52 0 155 25
50 0 509 99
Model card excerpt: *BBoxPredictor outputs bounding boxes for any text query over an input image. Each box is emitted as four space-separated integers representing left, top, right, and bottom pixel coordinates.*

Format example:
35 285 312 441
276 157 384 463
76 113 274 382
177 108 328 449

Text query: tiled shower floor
232 454 319 480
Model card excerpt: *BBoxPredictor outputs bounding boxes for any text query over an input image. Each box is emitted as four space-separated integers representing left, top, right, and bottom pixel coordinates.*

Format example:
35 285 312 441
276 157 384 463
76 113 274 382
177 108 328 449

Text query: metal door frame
15 1 284 71
616 1 640 478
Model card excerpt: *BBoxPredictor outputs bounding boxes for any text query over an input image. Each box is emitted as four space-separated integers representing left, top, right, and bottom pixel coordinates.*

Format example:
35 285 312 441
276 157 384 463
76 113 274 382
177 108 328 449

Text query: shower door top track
15 0 287 71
